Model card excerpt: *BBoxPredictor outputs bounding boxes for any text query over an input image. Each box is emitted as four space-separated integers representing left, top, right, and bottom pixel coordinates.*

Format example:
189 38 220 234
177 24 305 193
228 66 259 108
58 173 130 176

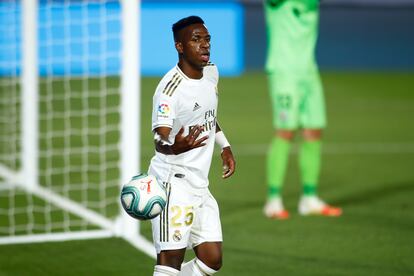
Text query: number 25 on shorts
171 206 194 227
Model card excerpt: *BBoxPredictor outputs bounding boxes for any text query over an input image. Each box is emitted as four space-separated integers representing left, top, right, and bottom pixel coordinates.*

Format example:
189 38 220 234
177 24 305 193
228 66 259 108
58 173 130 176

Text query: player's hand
171 125 208 154
221 147 235 179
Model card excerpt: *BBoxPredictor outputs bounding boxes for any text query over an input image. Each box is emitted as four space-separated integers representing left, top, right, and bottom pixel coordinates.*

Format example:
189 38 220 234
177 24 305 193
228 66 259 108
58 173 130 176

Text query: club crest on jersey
158 103 170 118
173 230 182 242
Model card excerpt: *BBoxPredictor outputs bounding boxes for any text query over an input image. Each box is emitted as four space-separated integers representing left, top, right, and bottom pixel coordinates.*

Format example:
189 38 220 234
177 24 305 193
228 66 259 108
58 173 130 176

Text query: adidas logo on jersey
193 102 201 111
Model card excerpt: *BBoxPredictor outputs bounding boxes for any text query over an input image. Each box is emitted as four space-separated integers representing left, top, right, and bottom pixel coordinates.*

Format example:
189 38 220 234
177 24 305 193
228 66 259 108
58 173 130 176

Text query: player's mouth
201 53 210 62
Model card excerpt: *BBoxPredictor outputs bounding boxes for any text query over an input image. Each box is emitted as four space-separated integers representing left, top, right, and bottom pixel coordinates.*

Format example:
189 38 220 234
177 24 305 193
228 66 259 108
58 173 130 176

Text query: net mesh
0 0 124 236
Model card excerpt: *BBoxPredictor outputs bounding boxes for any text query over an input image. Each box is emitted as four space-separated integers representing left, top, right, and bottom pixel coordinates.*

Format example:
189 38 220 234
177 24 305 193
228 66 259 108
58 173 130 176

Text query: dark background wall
22 0 414 73
244 1 414 71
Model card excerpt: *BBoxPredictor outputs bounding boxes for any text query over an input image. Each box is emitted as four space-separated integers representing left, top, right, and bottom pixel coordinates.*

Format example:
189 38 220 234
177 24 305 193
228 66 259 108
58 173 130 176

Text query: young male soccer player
148 16 236 275
263 0 342 219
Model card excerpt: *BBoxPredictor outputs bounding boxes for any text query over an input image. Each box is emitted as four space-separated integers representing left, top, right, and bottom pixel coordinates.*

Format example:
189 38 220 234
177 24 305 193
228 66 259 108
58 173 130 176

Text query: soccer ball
120 173 167 220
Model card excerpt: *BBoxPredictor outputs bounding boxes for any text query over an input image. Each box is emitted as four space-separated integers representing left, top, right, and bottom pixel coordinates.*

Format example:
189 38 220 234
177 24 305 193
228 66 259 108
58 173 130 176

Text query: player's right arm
152 70 208 155
154 125 208 155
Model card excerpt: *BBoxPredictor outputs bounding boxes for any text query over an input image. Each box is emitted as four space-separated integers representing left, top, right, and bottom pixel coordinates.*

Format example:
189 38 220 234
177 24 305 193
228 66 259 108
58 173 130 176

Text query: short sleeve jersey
265 0 320 74
149 63 219 190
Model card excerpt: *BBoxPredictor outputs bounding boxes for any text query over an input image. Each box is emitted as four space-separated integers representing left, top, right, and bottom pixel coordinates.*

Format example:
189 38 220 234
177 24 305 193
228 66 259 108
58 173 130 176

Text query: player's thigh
151 181 198 254
189 192 222 249
268 72 301 130
300 71 327 129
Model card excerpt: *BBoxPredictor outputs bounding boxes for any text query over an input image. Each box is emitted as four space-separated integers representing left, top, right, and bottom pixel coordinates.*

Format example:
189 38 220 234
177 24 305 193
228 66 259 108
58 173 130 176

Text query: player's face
177 23 211 69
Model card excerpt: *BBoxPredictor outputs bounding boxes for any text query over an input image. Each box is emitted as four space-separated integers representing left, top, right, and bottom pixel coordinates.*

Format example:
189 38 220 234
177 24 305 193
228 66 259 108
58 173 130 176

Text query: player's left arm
216 123 236 178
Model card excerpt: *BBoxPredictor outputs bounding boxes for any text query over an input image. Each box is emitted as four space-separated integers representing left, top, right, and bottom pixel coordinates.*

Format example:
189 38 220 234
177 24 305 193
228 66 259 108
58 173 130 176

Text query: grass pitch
0 72 413 275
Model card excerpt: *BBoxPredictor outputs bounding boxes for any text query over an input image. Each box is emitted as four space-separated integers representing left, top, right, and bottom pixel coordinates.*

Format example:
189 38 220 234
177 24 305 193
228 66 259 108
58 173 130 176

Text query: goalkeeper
263 0 342 219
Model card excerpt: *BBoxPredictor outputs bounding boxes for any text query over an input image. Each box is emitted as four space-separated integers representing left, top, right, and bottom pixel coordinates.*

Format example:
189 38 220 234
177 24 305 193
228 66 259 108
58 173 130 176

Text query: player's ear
175 41 183 54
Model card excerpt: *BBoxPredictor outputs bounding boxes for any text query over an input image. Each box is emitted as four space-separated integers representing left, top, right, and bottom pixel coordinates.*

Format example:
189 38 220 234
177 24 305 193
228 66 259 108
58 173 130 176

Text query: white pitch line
230 142 414 156
140 142 414 157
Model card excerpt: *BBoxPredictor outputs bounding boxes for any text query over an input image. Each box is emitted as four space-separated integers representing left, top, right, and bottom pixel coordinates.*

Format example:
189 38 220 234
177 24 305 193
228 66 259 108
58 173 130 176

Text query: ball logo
121 173 167 220
139 179 152 194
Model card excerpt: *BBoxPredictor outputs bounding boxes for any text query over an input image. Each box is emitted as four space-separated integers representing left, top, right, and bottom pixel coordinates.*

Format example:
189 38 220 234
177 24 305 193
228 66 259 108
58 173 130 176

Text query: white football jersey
149 63 219 193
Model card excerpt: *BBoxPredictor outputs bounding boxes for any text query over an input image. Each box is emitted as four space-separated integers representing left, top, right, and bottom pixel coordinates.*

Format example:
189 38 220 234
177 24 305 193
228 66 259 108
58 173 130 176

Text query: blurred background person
263 0 342 219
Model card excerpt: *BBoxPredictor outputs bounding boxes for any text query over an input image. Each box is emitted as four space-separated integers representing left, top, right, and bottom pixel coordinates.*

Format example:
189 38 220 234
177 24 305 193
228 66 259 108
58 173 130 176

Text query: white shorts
150 174 223 254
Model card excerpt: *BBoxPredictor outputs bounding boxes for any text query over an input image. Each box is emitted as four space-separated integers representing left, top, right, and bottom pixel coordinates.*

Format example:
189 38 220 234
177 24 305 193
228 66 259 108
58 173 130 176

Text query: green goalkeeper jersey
265 0 320 74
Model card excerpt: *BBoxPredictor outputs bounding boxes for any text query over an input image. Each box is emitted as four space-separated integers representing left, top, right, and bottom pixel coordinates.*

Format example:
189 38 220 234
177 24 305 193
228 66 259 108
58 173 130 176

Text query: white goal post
0 0 154 257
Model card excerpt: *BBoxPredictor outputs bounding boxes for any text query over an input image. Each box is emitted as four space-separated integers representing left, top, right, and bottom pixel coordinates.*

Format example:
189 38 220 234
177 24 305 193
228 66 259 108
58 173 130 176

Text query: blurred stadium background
0 0 413 275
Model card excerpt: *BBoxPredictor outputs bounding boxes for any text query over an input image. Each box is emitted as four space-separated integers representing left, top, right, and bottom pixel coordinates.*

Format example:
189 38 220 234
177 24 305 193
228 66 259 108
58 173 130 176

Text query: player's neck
177 61 203 80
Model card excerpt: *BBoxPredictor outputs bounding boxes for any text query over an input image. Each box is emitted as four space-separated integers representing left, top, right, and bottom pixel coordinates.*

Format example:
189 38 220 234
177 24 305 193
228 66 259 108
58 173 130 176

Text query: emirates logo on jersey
188 109 216 134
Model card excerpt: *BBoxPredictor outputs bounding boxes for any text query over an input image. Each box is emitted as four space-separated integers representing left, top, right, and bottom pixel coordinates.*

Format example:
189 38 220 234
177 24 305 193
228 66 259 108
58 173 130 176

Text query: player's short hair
172 16 205 42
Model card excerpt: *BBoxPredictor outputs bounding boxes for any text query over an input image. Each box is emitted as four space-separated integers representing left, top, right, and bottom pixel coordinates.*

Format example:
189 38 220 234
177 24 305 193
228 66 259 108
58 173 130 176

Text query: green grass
1 71 414 275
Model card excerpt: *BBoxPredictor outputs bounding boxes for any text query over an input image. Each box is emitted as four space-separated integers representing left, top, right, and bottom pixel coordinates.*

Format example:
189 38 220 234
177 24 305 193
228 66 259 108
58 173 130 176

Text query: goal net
0 0 153 257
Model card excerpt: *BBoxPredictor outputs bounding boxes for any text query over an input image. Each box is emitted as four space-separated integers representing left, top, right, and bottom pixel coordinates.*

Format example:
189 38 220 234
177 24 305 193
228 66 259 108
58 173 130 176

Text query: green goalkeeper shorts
268 70 326 130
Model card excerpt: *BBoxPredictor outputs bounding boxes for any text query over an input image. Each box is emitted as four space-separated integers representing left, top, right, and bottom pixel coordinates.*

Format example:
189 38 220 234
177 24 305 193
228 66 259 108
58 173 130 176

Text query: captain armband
215 131 231 150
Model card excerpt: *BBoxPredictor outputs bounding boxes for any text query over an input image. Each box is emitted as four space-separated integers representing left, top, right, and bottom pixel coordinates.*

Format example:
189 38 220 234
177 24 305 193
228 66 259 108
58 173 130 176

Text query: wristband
154 132 171 146
215 131 230 149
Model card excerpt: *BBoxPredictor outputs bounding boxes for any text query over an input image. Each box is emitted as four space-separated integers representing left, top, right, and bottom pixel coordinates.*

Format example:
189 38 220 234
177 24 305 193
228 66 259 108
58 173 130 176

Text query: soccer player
148 16 236 276
263 0 342 219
